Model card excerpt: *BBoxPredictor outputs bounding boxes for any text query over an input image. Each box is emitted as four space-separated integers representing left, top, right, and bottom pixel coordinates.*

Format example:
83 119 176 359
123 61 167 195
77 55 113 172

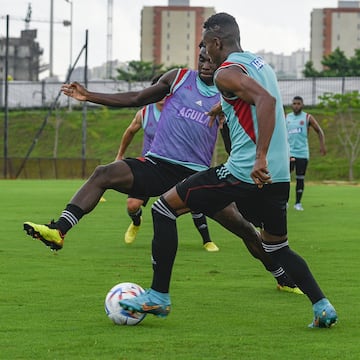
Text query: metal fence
1 77 360 109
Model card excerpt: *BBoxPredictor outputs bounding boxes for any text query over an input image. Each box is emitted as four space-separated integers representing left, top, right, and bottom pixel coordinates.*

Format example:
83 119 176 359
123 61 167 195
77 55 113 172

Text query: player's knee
88 164 108 183
91 161 130 187
127 198 143 212
152 197 178 220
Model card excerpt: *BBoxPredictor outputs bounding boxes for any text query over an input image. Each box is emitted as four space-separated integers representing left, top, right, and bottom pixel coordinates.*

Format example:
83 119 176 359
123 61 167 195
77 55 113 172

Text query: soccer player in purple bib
116 75 219 251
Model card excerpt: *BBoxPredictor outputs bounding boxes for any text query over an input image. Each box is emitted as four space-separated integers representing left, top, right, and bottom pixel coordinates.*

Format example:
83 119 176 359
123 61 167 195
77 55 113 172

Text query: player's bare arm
61 69 178 108
116 110 143 160
309 115 327 155
207 102 223 128
215 67 275 186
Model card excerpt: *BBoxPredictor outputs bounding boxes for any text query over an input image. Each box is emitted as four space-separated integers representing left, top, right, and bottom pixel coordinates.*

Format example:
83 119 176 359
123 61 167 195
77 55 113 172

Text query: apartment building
311 0 360 71
140 0 215 69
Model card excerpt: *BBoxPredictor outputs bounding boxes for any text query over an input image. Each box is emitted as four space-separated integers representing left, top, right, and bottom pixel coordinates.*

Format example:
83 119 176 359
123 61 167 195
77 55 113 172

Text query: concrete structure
0 29 43 81
311 0 360 71
140 1 215 69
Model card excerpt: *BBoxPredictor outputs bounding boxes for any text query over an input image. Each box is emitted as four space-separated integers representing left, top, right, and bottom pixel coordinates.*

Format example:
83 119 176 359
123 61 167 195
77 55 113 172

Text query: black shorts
123 156 196 198
290 158 308 176
176 164 290 236
127 194 150 207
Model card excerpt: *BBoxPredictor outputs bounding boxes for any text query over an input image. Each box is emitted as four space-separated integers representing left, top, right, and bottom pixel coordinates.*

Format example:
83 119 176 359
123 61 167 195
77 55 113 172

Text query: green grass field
1 180 359 359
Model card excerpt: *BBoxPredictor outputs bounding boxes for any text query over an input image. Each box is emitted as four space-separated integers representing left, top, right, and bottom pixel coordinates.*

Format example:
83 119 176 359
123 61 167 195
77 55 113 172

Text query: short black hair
293 96 304 102
203 12 240 45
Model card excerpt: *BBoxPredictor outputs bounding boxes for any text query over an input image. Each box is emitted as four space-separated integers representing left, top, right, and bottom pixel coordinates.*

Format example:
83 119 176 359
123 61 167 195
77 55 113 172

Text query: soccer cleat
120 289 171 318
309 298 337 328
203 241 219 252
23 221 64 251
294 203 304 211
277 284 304 295
124 222 141 244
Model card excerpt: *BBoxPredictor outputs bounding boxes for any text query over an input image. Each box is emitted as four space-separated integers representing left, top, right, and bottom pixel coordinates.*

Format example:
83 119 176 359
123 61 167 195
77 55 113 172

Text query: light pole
65 0 73 111
65 0 73 75
50 0 54 77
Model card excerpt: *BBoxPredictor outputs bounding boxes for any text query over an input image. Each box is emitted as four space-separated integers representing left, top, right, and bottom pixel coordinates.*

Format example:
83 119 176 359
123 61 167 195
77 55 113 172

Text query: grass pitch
1 180 359 359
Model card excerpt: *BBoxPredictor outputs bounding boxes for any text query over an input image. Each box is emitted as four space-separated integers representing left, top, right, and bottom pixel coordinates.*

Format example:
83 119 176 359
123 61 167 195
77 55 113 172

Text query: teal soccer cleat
309 298 337 328
120 289 171 318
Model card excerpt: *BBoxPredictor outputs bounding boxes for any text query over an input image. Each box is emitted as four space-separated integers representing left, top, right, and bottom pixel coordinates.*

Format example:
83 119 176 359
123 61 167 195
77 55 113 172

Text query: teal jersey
216 52 290 183
286 111 310 159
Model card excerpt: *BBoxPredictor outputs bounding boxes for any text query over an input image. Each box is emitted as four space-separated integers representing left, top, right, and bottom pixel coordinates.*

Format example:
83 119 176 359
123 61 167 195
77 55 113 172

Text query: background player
286 96 326 211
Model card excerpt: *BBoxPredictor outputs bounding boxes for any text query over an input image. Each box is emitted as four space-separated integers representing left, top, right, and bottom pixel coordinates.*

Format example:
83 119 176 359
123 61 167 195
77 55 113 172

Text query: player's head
197 43 217 86
202 13 241 67
291 96 304 114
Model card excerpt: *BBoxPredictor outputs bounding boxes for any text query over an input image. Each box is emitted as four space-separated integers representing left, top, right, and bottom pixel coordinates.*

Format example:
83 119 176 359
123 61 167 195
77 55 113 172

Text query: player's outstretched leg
262 239 337 328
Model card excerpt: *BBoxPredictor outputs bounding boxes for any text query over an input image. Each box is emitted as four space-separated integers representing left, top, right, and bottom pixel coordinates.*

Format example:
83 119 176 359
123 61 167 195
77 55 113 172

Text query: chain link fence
1 77 360 109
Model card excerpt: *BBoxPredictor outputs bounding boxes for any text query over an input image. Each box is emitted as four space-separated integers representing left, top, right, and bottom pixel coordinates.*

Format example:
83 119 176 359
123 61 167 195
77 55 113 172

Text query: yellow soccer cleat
203 241 219 252
124 222 141 244
23 221 64 251
277 284 304 295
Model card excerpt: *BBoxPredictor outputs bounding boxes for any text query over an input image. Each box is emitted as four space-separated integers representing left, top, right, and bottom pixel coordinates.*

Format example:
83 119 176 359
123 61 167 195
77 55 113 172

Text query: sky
1 0 340 79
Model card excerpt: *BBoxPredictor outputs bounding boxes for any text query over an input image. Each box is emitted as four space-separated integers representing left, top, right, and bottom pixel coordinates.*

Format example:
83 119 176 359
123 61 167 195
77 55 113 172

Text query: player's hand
251 158 272 188
206 102 223 128
61 82 88 101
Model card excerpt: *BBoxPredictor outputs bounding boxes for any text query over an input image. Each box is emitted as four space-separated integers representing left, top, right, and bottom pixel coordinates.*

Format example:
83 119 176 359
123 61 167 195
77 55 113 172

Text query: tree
303 60 322 77
304 47 360 77
115 61 188 90
319 91 360 181
348 49 360 76
321 48 350 77
116 61 163 83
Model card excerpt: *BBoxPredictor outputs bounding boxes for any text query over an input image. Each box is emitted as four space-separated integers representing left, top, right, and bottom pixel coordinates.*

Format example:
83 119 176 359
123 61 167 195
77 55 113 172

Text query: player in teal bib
286 96 327 210
129 12 337 329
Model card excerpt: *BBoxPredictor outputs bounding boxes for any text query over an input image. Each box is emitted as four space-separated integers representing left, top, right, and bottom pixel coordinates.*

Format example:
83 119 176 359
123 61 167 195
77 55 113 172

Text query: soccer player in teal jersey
120 13 337 328
286 96 326 211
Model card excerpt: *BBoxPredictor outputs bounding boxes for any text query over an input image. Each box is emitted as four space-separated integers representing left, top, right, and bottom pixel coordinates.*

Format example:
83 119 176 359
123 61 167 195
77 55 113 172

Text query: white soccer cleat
294 203 304 211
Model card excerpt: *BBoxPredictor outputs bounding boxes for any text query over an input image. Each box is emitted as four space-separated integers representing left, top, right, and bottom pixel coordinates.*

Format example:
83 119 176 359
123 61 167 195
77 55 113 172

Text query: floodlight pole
49 0 54 77
3 15 9 178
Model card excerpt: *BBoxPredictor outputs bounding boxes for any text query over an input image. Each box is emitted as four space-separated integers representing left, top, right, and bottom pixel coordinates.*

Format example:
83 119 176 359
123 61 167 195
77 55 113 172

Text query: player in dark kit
119 13 337 329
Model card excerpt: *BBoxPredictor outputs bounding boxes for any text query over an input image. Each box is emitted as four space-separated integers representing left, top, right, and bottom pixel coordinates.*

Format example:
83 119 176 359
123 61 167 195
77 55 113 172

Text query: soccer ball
104 282 146 325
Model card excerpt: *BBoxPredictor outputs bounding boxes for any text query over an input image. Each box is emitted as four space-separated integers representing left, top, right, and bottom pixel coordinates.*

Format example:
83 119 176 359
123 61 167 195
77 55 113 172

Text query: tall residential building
311 0 360 71
140 1 215 69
